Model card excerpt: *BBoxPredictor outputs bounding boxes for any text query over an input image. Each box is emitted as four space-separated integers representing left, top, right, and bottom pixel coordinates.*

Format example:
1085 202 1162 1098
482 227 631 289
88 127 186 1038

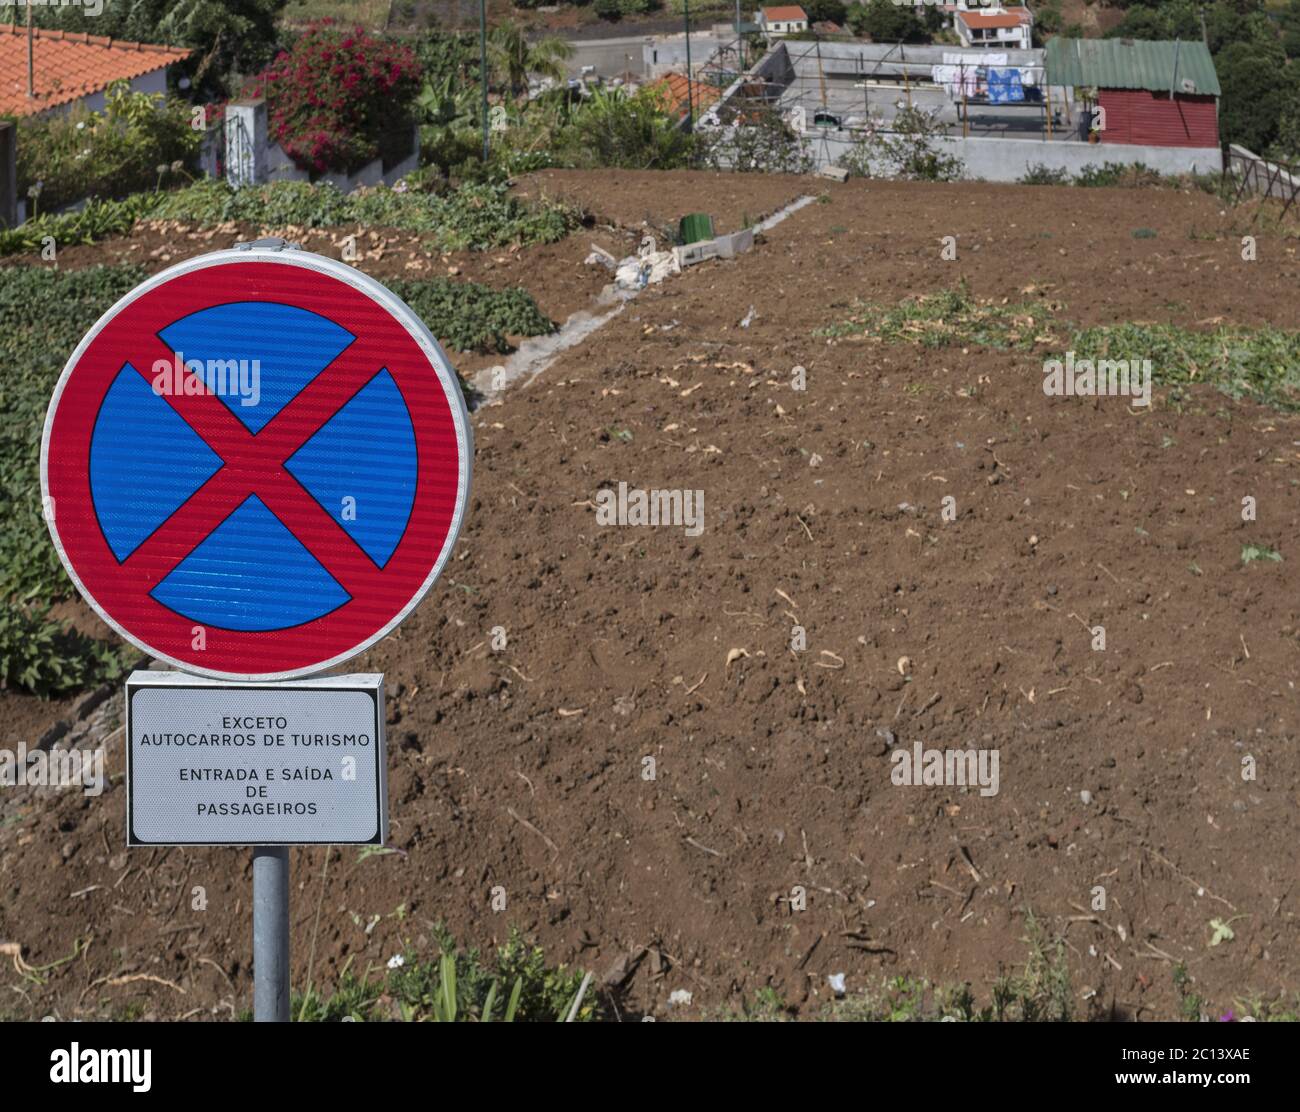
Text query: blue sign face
89 301 419 632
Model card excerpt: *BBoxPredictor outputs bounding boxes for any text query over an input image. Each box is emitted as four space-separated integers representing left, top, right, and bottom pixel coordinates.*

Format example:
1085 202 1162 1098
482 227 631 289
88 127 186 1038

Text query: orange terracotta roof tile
958 10 1032 29
647 73 722 118
0 23 193 117
761 7 809 23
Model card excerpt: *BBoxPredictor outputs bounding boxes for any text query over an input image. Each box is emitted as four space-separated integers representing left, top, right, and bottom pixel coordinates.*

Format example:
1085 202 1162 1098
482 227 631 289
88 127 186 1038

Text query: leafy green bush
665 0 731 12
387 277 554 353
594 0 659 17
846 0 933 43
835 107 963 182
413 30 482 87
149 179 579 251
1033 1 1063 38
802 0 847 22
488 21 573 103
554 86 696 170
698 106 815 175
1019 163 1072 186
0 604 132 698
414 72 484 178
16 82 200 213
1073 161 1157 188
420 183 578 251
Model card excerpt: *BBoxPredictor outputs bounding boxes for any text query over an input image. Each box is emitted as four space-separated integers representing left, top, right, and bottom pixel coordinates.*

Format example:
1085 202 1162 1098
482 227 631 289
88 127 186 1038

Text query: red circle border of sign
41 250 472 682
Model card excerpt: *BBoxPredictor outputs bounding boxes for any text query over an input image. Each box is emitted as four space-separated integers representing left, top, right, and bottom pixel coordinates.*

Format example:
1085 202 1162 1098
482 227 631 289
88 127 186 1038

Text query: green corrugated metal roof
1045 37 1220 98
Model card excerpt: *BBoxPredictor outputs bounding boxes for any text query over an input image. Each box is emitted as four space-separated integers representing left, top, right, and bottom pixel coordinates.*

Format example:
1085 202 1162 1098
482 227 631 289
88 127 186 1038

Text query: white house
758 6 809 38
954 8 1034 51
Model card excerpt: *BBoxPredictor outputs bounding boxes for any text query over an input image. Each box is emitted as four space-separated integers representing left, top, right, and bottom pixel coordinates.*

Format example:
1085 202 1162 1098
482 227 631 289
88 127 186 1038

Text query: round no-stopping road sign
41 245 472 681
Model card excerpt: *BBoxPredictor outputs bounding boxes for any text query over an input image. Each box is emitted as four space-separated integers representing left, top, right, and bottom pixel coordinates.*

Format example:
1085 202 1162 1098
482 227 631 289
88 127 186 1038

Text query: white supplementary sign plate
126 671 386 846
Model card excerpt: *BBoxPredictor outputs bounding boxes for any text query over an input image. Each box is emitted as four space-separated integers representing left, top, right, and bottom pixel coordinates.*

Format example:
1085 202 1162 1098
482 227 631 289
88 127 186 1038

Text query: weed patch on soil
816 286 1060 349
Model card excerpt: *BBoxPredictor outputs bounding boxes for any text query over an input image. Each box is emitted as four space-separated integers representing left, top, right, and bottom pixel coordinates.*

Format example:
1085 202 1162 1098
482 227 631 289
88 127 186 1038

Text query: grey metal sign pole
253 846 290 1021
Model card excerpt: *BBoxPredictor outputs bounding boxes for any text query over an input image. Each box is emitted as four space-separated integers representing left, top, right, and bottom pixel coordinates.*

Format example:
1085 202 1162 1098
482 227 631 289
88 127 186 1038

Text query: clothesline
930 59 1044 103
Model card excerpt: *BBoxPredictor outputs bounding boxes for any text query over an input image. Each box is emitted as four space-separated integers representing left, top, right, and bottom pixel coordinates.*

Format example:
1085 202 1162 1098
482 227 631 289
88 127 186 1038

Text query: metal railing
1222 143 1300 222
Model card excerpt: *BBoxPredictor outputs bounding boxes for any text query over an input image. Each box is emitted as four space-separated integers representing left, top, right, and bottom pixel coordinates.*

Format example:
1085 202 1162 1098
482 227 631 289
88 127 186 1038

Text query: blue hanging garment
987 69 1025 104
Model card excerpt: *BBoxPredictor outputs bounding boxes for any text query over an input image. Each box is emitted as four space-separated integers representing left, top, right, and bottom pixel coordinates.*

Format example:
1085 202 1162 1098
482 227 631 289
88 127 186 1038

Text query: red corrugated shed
1098 89 1218 149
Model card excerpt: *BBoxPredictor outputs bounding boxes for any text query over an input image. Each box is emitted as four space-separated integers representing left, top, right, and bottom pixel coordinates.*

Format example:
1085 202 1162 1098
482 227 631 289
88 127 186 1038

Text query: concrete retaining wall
805 129 1222 180
948 134 1222 180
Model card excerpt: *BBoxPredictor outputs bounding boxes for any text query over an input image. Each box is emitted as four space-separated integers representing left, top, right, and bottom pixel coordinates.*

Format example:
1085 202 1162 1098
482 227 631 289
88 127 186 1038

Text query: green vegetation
1076 162 1162 189
593 0 660 17
825 914 1072 1021
845 0 944 43
282 0 389 28
150 178 580 252
487 20 573 104
242 21 420 175
836 106 965 182
1241 543 1283 564
1020 162 1228 198
386 277 554 355
1172 961 1206 1021
0 178 581 259
555 87 699 171
0 193 163 258
14 82 200 214
1070 321 1300 410
1172 961 1300 1021
819 287 1300 411
665 0 732 13
294 927 595 1022
0 604 134 698
816 285 1057 349
802 0 847 22
698 106 816 175
1019 163 1073 186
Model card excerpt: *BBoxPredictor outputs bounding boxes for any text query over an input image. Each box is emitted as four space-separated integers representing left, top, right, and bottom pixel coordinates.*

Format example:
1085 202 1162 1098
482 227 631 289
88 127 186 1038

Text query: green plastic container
678 213 715 246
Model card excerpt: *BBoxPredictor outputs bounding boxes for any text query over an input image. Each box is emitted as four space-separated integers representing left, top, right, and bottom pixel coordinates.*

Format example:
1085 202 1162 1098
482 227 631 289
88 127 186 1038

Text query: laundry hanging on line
987 69 1025 104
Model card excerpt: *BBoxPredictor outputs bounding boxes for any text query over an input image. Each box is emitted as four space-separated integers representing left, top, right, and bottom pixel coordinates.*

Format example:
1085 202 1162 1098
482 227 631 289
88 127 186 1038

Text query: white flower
667 988 692 1007
827 973 846 996
386 954 405 970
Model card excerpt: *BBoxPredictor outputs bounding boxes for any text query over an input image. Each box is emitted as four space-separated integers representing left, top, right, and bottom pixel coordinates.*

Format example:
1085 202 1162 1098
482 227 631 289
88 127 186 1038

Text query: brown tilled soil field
2 171 1297 1021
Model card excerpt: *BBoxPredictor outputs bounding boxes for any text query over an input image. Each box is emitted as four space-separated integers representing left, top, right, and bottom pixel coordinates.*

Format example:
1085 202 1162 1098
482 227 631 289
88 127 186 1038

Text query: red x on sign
42 247 472 681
